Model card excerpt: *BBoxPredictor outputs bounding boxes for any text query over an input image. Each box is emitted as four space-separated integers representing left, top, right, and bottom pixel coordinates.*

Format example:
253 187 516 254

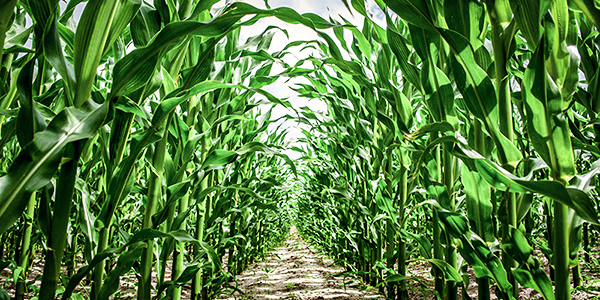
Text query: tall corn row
0 1 333 299
295 1 600 300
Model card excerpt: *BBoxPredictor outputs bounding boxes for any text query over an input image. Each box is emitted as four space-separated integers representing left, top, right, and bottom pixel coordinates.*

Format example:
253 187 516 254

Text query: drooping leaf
0 100 108 234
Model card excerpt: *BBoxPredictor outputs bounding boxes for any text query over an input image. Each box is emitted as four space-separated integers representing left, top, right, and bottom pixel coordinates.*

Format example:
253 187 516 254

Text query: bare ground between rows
219 226 600 300
218 226 384 300
2 230 600 299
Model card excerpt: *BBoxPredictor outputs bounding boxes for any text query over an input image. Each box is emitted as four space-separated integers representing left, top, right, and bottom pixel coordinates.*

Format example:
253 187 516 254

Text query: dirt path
219 226 384 300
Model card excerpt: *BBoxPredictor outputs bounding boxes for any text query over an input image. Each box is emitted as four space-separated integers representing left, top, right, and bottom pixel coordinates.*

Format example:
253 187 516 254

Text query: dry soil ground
2 227 600 299
219 227 600 300
218 226 384 300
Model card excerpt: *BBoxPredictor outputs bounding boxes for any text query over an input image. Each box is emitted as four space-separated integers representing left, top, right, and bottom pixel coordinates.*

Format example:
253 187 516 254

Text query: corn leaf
0 100 108 235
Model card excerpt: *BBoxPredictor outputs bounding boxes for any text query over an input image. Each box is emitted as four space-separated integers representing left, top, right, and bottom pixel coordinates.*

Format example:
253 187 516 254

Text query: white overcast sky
234 1 385 159
239 0 358 147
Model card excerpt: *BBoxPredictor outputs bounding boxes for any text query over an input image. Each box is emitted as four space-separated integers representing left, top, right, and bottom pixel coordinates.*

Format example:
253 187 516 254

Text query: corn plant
0 1 339 299
294 1 600 300
2 1 600 300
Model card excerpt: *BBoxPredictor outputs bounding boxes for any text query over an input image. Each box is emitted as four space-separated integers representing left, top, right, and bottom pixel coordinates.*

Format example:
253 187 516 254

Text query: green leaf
200 150 238 171
382 0 435 31
462 166 494 242
110 2 339 99
97 243 146 300
73 0 120 107
523 35 576 182
0 100 108 234
422 258 462 282
513 264 555 300
200 241 221 272
387 26 420 88
102 0 141 57
454 143 599 224
505 227 555 300
407 121 455 141
0 288 8 300
130 5 161 47
509 0 541 50
114 97 147 121
503 226 533 263
151 181 191 228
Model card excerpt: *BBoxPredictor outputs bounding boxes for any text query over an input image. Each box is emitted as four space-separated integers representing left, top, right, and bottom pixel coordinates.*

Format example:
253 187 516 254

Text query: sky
239 0 357 151
231 1 384 159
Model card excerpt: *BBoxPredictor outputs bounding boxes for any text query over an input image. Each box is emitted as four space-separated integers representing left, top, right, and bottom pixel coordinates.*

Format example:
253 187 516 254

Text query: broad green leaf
442 29 521 167
387 26 420 88
114 97 147 121
503 226 533 263
130 4 161 47
513 264 555 300
97 243 146 300
16 58 46 147
462 166 494 242
571 0 600 29
27 0 75 102
73 0 119 107
444 0 485 44
422 259 462 282
200 241 222 272
459 148 599 224
407 121 455 141
111 2 339 99
523 34 575 182
509 0 542 50
382 0 435 31
102 0 141 57
504 227 555 300
0 100 108 234
200 150 238 171
432 204 514 297
151 181 191 228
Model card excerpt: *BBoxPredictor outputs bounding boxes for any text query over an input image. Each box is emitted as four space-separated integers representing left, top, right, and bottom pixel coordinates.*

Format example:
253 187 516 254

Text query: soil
219 227 600 300
2 228 600 299
218 226 385 300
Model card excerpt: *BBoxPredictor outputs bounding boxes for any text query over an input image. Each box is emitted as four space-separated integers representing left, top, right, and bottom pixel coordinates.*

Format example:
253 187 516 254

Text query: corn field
0 0 599 300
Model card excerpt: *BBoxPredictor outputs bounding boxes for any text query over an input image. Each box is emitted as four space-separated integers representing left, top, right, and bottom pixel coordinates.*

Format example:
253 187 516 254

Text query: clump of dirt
218 226 384 300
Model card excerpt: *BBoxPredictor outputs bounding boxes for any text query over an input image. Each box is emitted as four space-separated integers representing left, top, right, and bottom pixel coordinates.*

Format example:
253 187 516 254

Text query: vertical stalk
433 140 444 298
39 143 81 300
473 120 491 300
554 201 570 300
363 180 371 284
386 220 395 299
172 192 190 300
138 124 169 299
15 193 35 300
201 191 213 300
486 1 517 297
92 228 109 300
228 214 237 275
192 139 209 300
573 260 581 287
397 161 408 300
443 149 457 300
236 216 245 275
583 223 590 263
544 201 554 280
67 230 77 277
